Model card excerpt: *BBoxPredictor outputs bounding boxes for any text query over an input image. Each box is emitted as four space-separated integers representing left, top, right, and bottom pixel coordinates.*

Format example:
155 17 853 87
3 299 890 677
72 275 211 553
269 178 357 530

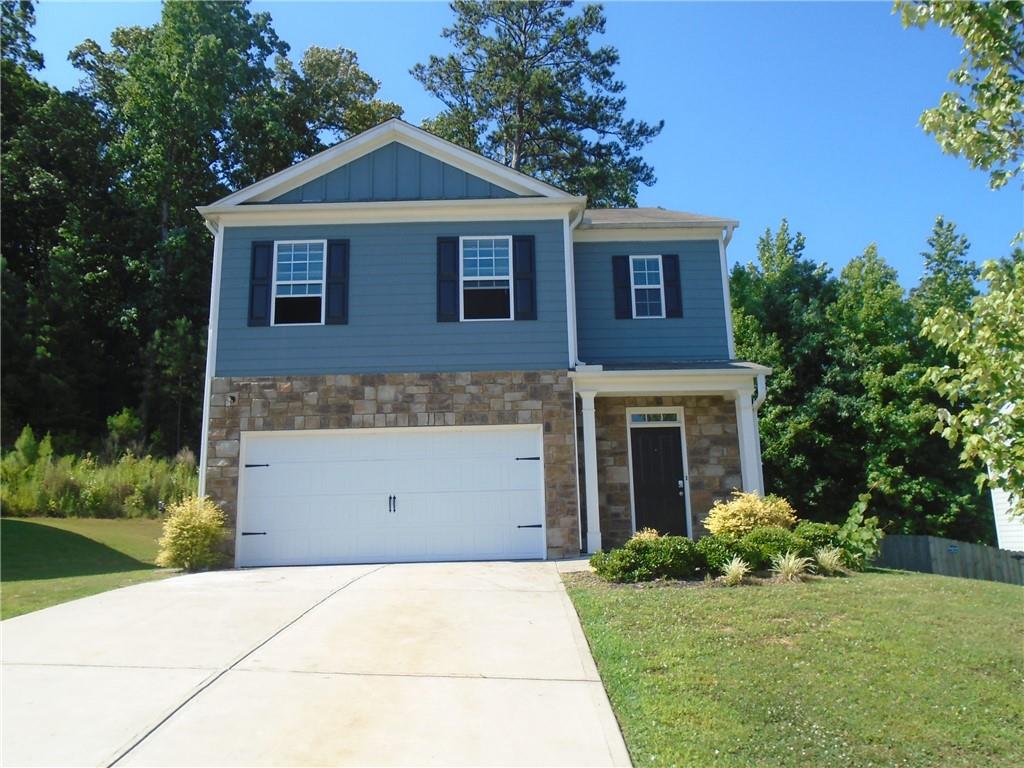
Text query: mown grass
1 517 173 619
565 570 1024 768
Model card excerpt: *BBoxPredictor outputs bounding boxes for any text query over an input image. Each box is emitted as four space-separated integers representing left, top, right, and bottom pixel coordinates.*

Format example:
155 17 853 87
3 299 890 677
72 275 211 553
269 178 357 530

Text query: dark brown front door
630 426 687 536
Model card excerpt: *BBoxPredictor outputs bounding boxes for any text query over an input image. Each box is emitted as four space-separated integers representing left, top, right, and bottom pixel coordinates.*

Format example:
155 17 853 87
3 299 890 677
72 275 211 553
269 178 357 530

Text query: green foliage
695 534 741 573
836 497 886 570
720 556 750 587
923 253 1024 519
155 495 226 571
0 426 196 518
412 0 662 206
732 218 994 542
897 0 1024 190
770 551 813 582
704 491 797 537
793 520 840 555
590 529 704 583
736 526 802 571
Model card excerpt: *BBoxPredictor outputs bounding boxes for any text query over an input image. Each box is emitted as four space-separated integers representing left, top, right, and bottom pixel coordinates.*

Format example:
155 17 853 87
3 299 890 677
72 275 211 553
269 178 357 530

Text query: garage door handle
517 524 542 529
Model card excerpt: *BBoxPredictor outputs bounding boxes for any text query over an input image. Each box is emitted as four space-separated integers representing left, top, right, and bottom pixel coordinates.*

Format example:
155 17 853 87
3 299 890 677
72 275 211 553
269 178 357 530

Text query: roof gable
209 119 573 208
268 141 519 204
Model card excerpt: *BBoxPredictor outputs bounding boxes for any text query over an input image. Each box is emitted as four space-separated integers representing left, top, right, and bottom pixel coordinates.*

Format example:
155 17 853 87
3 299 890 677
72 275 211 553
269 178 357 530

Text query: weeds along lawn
565 570 1023 768
1 517 172 619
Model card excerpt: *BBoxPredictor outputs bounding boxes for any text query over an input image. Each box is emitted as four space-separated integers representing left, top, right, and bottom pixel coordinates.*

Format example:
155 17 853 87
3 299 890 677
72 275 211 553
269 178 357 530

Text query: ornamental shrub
836 497 885 570
156 495 227 571
793 520 841 556
704 491 797 537
695 534 741 573
737 526 802 571
590 529 704 583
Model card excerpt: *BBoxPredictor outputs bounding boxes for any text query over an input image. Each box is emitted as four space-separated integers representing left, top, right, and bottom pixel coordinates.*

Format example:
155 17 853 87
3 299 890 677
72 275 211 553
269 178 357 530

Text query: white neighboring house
991 487 1023 552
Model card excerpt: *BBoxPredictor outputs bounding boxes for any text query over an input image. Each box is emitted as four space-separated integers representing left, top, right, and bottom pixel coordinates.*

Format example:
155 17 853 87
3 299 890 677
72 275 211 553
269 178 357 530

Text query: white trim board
625 406 693 540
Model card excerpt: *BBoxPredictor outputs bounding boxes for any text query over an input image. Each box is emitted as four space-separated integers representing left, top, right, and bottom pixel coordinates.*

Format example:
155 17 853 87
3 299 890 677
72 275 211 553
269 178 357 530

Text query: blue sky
32 1 1021 287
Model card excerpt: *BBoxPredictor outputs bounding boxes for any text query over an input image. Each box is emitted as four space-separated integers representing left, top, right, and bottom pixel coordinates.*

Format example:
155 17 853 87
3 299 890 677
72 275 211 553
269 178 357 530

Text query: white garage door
236 425 546 567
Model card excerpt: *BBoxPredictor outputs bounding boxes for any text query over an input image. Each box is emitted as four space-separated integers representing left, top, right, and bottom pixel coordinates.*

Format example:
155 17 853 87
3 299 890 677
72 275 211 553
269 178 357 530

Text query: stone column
734 388 764 494
579 390 603 553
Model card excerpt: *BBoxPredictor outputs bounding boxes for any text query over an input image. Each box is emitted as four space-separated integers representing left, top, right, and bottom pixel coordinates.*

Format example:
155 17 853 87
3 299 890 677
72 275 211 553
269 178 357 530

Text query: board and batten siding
216 220 568 376
268 142 519 204
573 239 731 363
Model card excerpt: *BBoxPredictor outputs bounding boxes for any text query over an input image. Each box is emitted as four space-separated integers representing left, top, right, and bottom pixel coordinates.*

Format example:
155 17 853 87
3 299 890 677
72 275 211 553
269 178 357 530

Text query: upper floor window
461 236 513 321
273 240 325 325
630 255 665 319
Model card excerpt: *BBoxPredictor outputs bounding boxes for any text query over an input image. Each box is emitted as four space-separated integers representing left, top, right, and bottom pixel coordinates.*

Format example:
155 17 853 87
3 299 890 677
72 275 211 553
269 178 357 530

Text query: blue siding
574 240 731 363
268 142 519 203
216 220 569 376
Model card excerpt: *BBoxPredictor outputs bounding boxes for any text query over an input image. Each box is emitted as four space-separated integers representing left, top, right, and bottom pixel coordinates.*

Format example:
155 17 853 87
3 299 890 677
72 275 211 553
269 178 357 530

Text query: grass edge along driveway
565 569 1024 768
1 517 173 619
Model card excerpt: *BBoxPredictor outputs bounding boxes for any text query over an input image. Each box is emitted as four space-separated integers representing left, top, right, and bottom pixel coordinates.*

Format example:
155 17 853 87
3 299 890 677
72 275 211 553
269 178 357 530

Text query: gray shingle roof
579 207 738 229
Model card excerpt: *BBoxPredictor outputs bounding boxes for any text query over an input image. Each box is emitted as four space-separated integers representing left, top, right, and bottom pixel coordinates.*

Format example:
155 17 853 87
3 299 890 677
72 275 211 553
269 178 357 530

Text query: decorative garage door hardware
388 495 397 512
515 456 541 461
244 463 270 468
241 531 267 536
517 524 543 529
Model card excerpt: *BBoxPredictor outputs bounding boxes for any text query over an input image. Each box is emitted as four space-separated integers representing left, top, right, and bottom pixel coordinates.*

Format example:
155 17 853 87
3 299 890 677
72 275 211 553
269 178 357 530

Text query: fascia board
573 226 730 243
198 196 588 228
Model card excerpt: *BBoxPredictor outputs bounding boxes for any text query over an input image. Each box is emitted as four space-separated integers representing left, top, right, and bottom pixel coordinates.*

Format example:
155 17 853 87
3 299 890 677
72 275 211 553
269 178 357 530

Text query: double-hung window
630 255 665 319
273 240 326 325
460 236 513 321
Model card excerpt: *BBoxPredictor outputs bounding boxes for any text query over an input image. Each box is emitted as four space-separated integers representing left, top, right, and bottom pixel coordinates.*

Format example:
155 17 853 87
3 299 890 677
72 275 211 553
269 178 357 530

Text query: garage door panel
237 427 547 567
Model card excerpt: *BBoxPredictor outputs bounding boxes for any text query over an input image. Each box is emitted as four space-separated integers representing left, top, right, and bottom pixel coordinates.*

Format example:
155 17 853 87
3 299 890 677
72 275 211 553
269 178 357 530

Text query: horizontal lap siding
216 220 568 376
574 239 730 362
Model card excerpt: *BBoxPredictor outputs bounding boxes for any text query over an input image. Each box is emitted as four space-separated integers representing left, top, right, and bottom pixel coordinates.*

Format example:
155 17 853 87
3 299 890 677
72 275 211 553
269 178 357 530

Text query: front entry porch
571 364 771 553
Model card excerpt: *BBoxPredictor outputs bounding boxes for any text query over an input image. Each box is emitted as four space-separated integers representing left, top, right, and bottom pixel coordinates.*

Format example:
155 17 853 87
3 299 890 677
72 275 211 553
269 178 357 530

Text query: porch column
734 389 764 494
579 390 603 553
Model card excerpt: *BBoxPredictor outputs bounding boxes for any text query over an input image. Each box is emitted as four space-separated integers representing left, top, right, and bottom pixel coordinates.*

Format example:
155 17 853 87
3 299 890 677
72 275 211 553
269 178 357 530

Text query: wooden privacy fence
876 534 1024 586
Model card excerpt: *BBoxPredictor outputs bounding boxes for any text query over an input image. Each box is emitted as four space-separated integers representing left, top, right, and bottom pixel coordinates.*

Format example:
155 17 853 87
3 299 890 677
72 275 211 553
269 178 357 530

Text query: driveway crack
105 564 387 767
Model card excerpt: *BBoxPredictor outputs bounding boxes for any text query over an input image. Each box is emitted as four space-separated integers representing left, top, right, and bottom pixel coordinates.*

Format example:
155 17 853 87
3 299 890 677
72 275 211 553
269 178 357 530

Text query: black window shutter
512 235 537 320
663 254 683 318
437 237 459 322
248 241 273 326
325 239 349 325
612 255 632 319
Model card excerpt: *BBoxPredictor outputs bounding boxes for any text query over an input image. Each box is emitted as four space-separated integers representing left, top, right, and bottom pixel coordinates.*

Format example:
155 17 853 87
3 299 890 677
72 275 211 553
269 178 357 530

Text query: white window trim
459 235 515 322
625 405 693 540
270 239 328 327
629 254 666 319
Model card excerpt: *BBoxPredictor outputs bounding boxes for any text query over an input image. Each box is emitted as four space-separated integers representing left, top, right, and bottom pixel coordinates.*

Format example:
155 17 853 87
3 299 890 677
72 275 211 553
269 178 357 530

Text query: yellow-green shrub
156 496 226 571
704 491 797 537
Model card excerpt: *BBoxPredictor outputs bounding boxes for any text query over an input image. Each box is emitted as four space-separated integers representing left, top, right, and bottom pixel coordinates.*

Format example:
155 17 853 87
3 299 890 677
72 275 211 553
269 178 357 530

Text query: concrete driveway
1 561 629 767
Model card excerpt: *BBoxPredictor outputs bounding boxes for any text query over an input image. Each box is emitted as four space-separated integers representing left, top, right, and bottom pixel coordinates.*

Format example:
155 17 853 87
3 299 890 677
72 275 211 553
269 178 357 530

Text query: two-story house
197 119 770 567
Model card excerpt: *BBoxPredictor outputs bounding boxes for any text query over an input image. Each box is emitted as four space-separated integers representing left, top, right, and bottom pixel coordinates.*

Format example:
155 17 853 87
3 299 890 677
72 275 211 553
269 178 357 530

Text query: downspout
568 206 586 367
198 217 224 498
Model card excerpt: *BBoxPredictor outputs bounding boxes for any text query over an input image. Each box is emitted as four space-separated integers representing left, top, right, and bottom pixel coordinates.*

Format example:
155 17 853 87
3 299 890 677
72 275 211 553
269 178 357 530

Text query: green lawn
1 517 173 619
566 570 1024 768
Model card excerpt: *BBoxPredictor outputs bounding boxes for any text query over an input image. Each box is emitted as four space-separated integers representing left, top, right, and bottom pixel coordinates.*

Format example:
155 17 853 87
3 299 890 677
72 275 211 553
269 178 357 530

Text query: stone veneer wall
205 371 580 559
588 395 742 549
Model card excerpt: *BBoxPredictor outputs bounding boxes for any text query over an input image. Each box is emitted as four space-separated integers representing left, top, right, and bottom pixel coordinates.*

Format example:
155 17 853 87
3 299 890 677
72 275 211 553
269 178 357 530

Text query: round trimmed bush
737 526 802 571
591 530 704 583
156 495 226 571
704 491 797 537
793 520 841 556
695 534 740 573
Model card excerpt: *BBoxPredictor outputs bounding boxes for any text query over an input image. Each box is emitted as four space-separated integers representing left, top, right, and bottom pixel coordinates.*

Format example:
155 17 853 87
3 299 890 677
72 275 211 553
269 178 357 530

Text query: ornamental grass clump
704 491 797 537
814 546 848 576
720 556 750 587
156 495 227 571
771 551 814 583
